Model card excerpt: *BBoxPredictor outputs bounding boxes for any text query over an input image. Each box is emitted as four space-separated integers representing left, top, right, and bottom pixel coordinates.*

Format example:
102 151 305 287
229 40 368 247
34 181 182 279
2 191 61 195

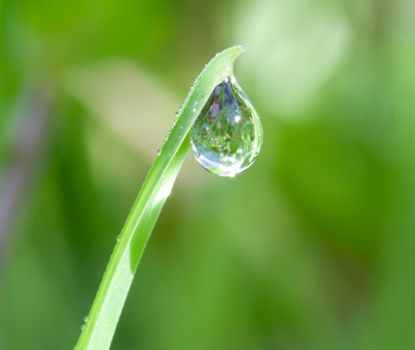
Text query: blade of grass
75 46 246 350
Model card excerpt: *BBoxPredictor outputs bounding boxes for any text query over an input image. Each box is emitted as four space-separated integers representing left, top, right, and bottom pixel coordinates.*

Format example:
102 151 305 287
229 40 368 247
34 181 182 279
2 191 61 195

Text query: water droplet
190 77 263 177
81 316 88 330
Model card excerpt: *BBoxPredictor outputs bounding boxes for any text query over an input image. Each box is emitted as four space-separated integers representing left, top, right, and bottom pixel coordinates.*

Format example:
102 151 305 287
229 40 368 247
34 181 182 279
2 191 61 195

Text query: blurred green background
1 0 415 349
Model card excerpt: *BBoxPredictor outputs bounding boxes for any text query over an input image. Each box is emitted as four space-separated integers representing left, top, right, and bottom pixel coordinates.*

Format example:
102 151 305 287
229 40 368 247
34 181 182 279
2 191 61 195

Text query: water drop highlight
190 77 263 177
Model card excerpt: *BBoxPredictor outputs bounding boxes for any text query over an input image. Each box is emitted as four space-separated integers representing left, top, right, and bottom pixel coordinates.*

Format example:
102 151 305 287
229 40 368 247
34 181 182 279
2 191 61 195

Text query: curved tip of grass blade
75 45 246 350
200 45 247 85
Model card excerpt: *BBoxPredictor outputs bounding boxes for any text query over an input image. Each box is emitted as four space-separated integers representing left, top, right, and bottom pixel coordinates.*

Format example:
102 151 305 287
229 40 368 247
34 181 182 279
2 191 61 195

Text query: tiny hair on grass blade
75 46 246 350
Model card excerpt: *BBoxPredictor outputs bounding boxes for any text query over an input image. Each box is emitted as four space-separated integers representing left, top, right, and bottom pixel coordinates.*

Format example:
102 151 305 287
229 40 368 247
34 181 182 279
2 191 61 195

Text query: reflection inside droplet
190 77 263 177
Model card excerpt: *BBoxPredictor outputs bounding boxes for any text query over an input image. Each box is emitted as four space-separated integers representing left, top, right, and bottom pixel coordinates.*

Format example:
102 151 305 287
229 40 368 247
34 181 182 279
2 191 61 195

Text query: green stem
75 46 246 350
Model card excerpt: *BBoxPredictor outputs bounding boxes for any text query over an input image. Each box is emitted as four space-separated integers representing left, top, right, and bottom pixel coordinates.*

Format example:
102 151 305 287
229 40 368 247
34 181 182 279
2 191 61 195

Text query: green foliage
2 1 415 350
75 46 245 350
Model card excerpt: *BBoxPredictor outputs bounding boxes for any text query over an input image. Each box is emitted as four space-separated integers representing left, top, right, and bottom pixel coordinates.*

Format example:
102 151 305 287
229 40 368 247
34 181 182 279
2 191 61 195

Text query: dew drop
81 316 88 330
190 77 263 177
